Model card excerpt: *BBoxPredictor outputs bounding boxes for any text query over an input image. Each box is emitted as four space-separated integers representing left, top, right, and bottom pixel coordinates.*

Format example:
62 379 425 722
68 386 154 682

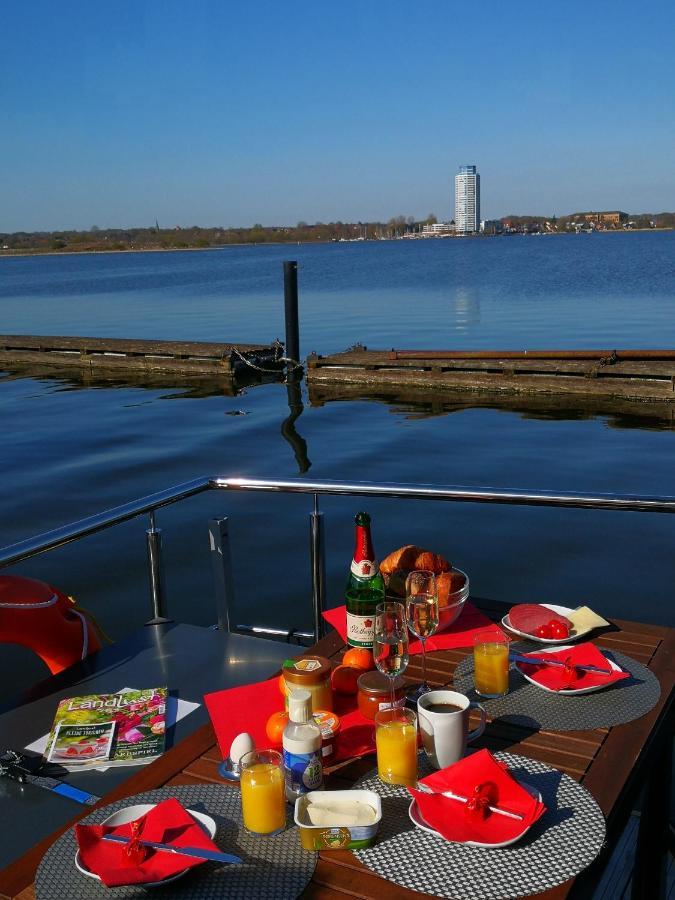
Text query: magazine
45 687 167 770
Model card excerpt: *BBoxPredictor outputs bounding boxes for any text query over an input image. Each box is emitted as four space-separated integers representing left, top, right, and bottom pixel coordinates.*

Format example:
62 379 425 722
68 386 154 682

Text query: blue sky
2 1 674 231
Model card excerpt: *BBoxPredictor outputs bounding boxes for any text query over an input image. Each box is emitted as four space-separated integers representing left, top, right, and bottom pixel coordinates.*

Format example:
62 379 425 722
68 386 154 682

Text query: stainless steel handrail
4 475 675 569
2 475 675 639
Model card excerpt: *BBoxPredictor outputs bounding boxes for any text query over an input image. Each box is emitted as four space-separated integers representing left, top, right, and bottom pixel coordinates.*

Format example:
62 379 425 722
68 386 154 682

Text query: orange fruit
265 710 289 744
278 674 287 696
331 665 361 695
343 647 375 671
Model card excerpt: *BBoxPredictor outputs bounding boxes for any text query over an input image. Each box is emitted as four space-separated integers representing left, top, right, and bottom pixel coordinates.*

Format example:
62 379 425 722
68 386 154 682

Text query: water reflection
307 382 675 431
0 364 313 472
453 287 481 330
280 372 311 473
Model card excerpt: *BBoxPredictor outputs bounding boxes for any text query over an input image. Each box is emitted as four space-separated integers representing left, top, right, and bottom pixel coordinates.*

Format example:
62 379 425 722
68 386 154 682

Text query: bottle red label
350 524 377 577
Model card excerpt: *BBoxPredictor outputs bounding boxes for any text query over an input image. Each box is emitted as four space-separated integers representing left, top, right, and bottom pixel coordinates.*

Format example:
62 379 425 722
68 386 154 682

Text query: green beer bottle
346 512 386 648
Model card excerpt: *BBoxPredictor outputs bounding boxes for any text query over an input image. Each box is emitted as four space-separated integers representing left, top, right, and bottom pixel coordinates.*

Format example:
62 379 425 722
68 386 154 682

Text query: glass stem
420 638 427 686
390 674 395 711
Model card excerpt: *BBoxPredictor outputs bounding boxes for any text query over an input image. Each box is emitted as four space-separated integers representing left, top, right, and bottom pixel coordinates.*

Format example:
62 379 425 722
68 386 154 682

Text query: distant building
579 211 628 226
455 165 480 234
421 222 456 236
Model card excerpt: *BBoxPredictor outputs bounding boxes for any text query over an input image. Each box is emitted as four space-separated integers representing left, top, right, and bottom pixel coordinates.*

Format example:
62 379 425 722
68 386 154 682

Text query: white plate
502 603 592 644
515 644 622 695
75 803 217 886
408 781 541 848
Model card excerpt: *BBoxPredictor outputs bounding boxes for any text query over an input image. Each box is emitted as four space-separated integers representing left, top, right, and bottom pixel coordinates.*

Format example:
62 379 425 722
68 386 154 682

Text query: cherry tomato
535 623 553 639
548 620 570 639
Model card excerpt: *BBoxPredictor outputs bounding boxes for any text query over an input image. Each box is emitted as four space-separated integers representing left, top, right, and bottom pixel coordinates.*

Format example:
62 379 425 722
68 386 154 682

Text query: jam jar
312 710 341 764
282 655 333 711
357 670 406 720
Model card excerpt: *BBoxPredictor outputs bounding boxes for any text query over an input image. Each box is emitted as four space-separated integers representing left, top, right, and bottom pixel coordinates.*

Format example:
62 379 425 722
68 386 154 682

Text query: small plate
75 804 217 886
408 781 541 848
502 603 591 644
515 644 622 695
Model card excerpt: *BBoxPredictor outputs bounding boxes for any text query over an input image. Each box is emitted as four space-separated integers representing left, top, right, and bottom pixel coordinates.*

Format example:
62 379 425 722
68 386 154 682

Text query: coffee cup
417 690 486 769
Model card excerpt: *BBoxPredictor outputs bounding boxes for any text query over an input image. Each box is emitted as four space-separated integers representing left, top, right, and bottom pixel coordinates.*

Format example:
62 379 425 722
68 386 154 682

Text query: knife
415 782 524 820
102 834 243 864
510 653 613 675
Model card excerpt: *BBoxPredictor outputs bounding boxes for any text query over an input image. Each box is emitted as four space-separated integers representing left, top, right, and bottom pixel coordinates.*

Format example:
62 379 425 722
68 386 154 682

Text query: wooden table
2 602 673 900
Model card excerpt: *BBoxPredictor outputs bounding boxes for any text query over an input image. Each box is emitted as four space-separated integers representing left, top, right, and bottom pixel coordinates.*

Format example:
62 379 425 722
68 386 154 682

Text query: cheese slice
567 606 610 633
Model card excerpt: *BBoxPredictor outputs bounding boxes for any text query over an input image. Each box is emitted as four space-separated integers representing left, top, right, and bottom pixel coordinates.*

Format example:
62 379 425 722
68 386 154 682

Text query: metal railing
2 475 675 644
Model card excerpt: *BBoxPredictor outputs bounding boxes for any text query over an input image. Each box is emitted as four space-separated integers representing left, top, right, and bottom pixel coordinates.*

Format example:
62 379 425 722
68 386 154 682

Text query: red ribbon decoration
464 780 498 820
124 819 147 866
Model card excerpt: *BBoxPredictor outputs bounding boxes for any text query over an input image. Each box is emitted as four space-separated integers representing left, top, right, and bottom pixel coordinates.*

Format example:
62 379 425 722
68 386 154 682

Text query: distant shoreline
0 227 672 260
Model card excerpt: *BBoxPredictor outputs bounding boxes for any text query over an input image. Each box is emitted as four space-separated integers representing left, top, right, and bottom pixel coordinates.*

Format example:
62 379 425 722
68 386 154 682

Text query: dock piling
283 260 300 368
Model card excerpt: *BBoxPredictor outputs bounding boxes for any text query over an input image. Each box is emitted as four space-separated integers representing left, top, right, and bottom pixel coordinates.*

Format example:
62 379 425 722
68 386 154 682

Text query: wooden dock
307 348 675 403
0 335 284 379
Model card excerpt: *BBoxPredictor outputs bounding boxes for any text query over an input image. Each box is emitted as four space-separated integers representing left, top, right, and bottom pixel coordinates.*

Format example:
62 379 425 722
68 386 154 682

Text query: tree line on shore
2 211 674 254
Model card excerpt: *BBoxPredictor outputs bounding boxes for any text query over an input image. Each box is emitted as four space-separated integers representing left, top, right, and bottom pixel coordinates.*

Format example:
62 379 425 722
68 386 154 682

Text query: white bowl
75 803 217 887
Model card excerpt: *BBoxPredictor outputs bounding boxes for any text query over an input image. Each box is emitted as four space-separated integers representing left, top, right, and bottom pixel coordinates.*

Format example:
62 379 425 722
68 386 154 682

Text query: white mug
417 690 486 769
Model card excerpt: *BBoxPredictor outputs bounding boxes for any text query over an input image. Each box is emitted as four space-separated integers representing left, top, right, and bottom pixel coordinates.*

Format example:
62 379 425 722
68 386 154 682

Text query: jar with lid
282 655 333 712
357 670 406 720
312 710 341 765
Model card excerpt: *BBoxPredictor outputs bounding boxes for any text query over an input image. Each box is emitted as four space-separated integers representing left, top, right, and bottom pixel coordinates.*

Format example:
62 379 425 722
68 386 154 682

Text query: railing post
283 260 300 367
209 517 235 632
309 494 326 641
145 512 171 624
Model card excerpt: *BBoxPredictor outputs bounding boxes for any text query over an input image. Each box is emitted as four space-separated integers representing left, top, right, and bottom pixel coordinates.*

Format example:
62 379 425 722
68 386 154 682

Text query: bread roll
379 545 450 576
437 569 466 608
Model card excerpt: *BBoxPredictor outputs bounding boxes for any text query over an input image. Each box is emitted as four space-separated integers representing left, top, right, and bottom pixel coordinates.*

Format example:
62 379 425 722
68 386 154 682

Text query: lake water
1 233 674 690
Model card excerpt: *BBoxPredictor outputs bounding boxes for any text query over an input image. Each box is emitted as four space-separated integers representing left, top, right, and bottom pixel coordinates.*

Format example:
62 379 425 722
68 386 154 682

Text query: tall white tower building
455 165 480 234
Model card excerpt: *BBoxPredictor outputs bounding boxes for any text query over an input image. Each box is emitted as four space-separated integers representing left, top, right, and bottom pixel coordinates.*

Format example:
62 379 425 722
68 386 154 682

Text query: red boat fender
0 575 102 674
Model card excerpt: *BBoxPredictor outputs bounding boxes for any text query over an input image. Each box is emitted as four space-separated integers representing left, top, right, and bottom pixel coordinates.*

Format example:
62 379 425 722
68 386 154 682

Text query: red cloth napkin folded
322 602 503 653
75 798 219 887
205 677 377 764
516 642 629 691
409 748 547 845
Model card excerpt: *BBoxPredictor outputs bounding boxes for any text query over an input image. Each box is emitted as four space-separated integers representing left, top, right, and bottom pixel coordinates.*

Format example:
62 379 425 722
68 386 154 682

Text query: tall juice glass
240 749 286 835
473 630 510 698
374 707 417 787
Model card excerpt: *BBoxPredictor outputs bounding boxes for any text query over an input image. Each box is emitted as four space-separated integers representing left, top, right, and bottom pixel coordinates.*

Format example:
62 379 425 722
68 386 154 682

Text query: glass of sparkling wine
405 570 439 702
373 601 409 711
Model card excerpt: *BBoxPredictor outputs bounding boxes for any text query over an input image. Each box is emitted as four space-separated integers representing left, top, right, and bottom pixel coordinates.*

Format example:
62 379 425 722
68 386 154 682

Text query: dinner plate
408 781 541 848
75 804 217 886
502 603 592 644
514 644 622 695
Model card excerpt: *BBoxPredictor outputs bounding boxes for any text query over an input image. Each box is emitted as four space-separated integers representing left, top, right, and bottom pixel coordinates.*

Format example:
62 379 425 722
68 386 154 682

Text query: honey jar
282 655 333 712
357 670 406 720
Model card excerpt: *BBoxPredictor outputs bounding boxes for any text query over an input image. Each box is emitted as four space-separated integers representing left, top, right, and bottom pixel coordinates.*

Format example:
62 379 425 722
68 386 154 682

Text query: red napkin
75 798 219 887
205 677 378 764
408 748 547 845
516 642 629 691
322 602 503 652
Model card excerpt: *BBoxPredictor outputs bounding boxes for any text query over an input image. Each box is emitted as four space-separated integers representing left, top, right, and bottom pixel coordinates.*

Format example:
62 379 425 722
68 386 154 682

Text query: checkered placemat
35 785 316 900
354 752 606 900
452 645 660 731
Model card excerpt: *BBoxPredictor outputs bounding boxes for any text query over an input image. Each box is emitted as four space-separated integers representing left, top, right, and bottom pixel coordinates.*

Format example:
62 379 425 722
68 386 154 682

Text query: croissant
379 545 451 576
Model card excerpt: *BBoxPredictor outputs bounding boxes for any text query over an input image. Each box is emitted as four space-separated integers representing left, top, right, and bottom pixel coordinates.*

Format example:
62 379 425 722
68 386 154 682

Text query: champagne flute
373 601 409 710
405 570 439 702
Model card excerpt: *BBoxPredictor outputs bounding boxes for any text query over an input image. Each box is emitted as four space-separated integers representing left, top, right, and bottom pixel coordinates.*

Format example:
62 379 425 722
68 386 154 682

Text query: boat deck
1 599 672 899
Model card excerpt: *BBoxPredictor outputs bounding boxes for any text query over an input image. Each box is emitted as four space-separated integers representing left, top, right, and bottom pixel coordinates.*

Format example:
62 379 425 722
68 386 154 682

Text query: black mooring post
283 260 300 366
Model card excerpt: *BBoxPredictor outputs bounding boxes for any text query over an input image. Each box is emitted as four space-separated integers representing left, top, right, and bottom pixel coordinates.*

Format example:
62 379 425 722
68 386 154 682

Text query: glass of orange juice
240 749 286 835
473 630 510 698
374 707 418 787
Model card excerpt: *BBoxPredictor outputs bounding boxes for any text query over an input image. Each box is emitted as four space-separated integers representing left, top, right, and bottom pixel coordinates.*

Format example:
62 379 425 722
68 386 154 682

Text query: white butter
306 799 377 827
